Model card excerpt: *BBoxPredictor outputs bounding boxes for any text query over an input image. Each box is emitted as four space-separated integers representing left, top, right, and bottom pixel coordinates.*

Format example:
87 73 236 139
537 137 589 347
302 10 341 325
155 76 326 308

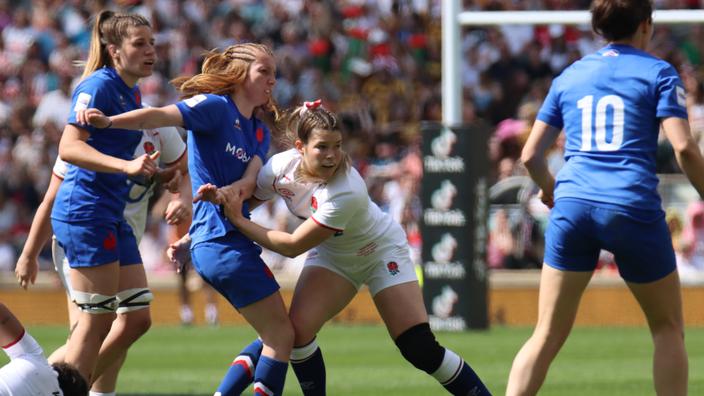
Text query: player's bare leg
627 270 687 396
92 264 152 380
64 262 120 382
506 265 591 396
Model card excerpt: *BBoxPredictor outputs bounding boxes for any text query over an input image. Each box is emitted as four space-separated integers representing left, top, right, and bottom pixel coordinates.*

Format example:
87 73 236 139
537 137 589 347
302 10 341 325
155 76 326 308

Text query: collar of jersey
226 95 255 130
103 66 139 94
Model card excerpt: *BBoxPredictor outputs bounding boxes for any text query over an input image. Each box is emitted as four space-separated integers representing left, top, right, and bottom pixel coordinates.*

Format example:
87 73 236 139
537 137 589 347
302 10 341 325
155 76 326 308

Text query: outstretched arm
15 173 62 290
79 105 184 131
222 191 335 258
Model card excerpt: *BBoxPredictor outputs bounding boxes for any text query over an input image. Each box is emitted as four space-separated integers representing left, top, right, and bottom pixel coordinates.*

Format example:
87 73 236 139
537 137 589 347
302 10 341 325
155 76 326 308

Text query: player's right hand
220 186 245 222
167 234 192 274
77 108 111 128
539 189 554 209
15 254 38 290
193 183 225 204
124 151 160 178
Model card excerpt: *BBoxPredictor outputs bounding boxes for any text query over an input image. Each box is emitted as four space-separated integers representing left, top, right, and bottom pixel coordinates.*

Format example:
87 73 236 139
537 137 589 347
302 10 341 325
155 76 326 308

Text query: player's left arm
194 156 263 204
230 155 263 199
520 120 561 207
0 303 24 348
81 105 184 131
229 212 335 258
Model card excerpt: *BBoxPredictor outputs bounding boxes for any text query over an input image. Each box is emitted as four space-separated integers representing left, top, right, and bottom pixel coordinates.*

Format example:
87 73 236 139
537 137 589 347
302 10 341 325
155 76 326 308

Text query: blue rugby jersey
52 67 143 222
537 44 688 212
175 94 270 245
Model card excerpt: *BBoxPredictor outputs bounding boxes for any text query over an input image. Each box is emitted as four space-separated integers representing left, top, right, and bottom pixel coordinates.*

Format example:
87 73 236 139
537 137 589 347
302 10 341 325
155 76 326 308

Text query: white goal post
441 3 704 126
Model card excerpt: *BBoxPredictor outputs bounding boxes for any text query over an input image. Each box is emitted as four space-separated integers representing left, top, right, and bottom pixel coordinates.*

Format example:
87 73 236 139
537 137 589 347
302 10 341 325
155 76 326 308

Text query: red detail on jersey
311 196 318 211
310 216 343 233
134 90 141 106
143 141 155 154
256 127 264 143
103 231 117 250
387 261 399 275
2 329 25 349
263 264 274 279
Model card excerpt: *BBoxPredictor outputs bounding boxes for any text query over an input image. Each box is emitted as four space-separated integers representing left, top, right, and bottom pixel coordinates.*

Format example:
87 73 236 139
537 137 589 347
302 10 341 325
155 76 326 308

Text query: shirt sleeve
536 82 564 129
253 157 277 201
2 331 43 361
52 156 68 179
67 79 110 134
175 94 224 135
156 126 187 165
311 188 364 232
656 63 689 120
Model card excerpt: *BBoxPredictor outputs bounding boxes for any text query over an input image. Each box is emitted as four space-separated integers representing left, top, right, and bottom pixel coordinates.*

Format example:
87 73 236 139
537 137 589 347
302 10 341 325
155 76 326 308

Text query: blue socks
215 339 263 396
253 355 288 396
290 339 326 395
432 349 491 396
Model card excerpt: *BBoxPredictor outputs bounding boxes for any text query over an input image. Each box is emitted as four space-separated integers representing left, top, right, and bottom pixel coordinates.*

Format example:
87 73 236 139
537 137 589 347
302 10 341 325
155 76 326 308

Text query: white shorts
51 236 73 298
304 239 418 296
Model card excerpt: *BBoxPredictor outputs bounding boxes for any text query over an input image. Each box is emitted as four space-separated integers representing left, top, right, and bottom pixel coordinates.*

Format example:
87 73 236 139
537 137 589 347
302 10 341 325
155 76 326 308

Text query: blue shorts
191 232 279 309
544 199 675 283
51 218 142 268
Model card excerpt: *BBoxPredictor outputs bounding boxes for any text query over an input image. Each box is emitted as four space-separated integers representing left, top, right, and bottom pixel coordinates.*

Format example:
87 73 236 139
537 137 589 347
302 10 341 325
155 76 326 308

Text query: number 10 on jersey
577 94 625 152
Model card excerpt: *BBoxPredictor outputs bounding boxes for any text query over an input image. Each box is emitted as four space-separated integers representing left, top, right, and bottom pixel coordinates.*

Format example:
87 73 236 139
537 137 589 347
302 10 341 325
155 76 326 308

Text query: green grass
7 324 704 395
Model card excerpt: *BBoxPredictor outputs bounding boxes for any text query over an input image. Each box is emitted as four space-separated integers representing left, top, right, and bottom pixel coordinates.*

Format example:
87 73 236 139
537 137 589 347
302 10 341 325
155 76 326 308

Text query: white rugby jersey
0 331 61 396
53 125 186 243
254 149 400 257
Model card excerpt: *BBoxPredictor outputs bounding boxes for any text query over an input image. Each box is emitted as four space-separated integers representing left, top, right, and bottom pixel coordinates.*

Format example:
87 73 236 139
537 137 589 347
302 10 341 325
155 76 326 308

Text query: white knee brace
72 291 118 314
116 288 153 313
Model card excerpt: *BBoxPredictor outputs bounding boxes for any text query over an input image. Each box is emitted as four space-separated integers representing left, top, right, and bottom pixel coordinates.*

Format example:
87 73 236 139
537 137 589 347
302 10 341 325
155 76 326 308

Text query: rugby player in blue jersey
80 42 292 396
49 10 162 385
507 1 704 395
16 118 188 396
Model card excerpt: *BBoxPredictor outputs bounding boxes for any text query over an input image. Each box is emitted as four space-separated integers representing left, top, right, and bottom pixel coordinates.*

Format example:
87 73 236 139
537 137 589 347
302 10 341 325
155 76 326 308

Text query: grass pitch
9 324 704 395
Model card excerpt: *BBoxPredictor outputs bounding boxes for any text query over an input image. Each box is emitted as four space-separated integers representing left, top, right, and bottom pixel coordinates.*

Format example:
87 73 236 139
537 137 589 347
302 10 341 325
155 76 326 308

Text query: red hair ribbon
301 99 322 114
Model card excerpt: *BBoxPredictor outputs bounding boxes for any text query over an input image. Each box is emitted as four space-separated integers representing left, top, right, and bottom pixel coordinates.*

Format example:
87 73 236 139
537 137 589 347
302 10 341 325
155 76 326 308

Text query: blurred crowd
1 0 704 279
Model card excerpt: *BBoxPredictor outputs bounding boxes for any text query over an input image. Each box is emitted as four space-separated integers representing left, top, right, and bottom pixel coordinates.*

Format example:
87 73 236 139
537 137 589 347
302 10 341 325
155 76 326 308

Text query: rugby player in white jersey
0 302 88 395
186 100 492 395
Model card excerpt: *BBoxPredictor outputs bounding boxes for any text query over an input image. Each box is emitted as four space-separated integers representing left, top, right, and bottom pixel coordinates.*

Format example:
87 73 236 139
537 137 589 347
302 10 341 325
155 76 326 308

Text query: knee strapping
394 322 445 374
116 288 153 313
72 291 118 313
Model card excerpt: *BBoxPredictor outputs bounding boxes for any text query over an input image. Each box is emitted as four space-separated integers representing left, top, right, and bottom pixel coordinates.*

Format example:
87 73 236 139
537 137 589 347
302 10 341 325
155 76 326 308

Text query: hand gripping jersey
0 331 61 396
52 67 144 222
537 44 688 212
254 149 400 258
175 94 270 246
52 125 186 243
